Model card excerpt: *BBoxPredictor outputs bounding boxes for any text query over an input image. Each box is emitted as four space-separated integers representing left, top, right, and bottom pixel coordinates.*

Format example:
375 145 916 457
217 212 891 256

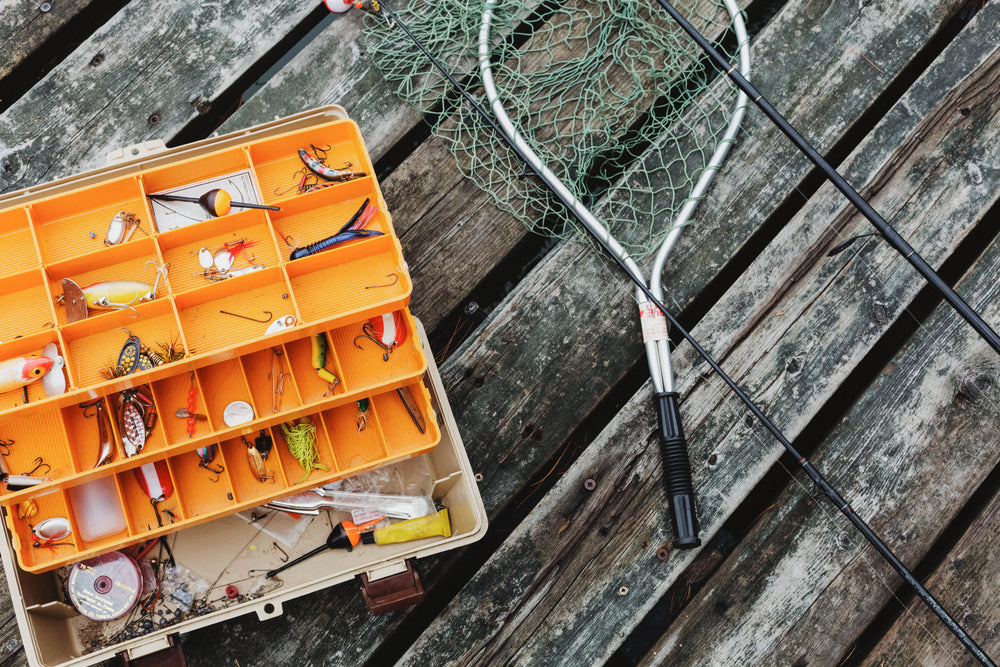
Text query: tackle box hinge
357 558 424 615
117 632 187 667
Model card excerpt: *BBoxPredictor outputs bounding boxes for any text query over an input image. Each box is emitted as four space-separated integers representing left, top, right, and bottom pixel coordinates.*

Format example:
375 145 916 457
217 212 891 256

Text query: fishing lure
297 148 366 182
59 261 169 322
354 311 406 361
134 460 173 526
0 355 53 395
205 264 267 282
196 444 223 481
116 387 156 457
289 229 381 260
195 239 258 275
31 517 73 548
104 210 142 246
280 420 328 483
288 199 381 260
310 333 339 388
79 399 115 468
242 432 274 483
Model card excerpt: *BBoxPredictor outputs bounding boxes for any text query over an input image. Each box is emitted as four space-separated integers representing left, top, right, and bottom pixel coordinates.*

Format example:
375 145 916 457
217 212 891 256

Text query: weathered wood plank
864 464 1000 665
390 3 1000 665
177 0 975 665
0 0 318 192
216 13 421 170
646 155 1000 664
0 0 99 81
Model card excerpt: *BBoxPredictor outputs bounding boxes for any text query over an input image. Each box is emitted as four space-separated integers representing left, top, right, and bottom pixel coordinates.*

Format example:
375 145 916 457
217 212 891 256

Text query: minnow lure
0 355 53 395
297 148 366 182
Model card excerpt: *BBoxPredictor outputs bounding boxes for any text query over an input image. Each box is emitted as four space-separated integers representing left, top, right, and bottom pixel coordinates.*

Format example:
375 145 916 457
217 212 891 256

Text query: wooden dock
1 0 999 664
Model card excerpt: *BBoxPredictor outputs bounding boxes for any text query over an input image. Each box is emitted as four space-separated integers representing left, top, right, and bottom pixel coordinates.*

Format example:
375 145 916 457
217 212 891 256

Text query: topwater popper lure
0 342 65 399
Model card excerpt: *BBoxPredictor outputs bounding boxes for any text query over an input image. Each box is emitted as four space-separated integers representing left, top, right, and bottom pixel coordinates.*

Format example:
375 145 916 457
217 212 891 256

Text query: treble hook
22 457 50 477
353 323 391 361
0 438 13 456
198 461 224 483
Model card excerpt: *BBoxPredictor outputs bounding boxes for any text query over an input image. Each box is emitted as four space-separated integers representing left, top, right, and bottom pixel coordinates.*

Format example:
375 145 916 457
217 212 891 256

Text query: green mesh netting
361 0 747 260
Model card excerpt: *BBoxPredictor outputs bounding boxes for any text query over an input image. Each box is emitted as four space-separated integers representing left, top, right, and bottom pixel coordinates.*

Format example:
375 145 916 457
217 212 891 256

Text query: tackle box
0 107 488 665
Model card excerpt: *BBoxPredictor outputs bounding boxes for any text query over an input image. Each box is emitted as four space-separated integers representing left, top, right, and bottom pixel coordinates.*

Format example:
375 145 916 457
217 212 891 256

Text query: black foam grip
655 392 701 548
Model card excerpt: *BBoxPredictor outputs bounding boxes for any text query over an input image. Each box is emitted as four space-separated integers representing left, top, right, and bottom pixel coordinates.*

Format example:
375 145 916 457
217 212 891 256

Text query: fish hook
219 309 273 323
141 260 170 302
0 438 13 456
22 457 50 477
353 323 391 361
198 461 224 483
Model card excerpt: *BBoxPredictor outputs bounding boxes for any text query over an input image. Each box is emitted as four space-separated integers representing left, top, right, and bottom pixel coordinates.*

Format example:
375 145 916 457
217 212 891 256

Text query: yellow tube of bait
366 508 451 545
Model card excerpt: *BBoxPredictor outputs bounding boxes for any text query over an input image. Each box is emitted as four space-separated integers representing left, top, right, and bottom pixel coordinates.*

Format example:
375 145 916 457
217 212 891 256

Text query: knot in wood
90 53 104 67
954 366 998 409
785 356 804 375
872 302 891 326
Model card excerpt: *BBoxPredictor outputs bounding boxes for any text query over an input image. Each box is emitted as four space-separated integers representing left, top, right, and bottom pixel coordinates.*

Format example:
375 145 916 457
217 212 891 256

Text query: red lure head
20 356 53 382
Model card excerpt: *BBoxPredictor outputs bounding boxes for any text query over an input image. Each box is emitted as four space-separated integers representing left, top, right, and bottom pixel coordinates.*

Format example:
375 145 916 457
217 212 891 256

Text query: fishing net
360 0 749 260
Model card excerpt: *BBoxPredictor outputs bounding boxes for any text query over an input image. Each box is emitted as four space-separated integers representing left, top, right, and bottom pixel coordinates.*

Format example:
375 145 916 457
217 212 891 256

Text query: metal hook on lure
353 323 392 361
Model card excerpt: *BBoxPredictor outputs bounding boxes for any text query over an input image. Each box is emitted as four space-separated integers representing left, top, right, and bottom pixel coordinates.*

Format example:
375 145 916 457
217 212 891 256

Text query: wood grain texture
0 0 99 81
175 0 976 665
393 3 1000 665
0 0 318 193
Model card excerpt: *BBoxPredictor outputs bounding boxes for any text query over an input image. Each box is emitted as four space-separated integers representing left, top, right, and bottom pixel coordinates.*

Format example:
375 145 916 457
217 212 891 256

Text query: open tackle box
0 106 488 665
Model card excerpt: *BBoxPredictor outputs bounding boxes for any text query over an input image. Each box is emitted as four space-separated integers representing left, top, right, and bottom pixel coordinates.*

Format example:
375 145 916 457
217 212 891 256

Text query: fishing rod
654 0 1000 357
345 1 995 663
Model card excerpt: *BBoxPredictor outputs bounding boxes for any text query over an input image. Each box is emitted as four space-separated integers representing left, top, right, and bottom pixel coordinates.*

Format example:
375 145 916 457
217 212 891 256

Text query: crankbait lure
310 333 339 388
297 148 366 182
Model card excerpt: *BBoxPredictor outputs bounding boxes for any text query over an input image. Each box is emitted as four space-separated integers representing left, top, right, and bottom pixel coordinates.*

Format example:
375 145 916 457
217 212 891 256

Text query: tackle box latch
358 559 424 614
116 632 186 666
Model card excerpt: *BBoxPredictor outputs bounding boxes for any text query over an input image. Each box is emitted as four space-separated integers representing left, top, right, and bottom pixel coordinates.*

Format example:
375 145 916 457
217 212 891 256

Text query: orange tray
0 113 442 572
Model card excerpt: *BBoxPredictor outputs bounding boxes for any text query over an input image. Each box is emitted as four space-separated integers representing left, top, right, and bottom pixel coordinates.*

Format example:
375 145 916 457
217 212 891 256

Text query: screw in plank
39 2 51 12
583 478 596 491
147 113 160 126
